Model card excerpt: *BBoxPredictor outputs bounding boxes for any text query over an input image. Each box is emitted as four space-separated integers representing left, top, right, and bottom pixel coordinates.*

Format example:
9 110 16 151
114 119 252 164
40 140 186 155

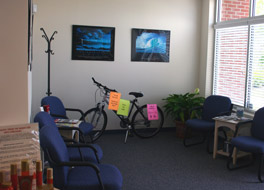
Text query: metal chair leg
183 126 190 147
206 131 214 154
227 145 235 170
183 126 206 147
258 154 264 183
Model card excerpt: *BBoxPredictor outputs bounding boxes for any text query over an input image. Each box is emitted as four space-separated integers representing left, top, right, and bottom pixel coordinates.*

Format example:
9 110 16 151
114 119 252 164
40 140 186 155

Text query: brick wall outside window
215 27 248 105
221 0 250 21
215 0 250 105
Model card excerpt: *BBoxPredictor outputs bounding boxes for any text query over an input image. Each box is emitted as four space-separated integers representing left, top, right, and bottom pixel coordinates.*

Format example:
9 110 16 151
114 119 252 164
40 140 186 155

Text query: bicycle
82 77 164 143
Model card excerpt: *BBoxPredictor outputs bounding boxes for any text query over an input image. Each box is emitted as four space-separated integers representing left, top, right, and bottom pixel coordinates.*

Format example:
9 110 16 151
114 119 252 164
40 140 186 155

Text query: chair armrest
189 106 203 119
234 119 253 137
66 143 100 163
57 128 99 162
65 108 86 121
66 143 98 153
60 161 99 170
59 160 104 189
62 136 78 143
45 150 104 189
215 111 232 117
215 104 234 117
50 113 68 119
190 106 203 112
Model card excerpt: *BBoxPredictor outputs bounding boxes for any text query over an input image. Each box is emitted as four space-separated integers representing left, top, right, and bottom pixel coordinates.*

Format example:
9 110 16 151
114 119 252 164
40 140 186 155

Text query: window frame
213 0 264 111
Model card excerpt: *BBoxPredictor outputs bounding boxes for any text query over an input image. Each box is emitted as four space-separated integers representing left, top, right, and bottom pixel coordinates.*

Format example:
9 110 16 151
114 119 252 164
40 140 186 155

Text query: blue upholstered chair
34 111 103 163
39 125 123 190
227 107 264 183
41 96 93 142
183 95 233 152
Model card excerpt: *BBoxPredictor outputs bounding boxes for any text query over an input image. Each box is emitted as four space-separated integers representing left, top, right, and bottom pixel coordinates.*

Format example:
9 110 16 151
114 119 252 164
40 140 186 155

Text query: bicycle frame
89 92 108 126
89 77 161 143
95 88 142 127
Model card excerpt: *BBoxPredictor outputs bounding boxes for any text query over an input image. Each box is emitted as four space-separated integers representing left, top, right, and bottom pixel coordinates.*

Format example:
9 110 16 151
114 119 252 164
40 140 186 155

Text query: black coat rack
40 28 58 96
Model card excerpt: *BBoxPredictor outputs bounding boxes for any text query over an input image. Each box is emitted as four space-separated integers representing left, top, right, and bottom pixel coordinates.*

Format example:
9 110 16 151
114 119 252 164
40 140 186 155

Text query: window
214 0 264 111
218 0 250 22
214 26 248 106
247 24 264 109
254 0 264 16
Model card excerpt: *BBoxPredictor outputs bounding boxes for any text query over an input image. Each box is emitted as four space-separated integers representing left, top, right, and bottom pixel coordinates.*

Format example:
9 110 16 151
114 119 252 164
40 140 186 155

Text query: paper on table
55 119 79 124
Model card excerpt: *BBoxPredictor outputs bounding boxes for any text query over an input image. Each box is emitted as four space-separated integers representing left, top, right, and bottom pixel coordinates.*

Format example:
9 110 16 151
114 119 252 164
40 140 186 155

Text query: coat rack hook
40 28 58 96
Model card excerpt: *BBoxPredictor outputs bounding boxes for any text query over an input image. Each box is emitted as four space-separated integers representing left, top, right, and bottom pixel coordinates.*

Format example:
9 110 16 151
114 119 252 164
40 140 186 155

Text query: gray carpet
96 130 264 190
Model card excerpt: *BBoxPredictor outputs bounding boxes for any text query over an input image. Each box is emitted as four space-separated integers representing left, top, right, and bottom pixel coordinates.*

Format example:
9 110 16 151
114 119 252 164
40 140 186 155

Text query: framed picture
72 25 115 61
131 28 170 62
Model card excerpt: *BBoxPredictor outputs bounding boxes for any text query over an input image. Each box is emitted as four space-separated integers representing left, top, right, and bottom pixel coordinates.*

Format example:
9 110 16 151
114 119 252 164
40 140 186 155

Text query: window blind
246 23 264 110
213 26 248 106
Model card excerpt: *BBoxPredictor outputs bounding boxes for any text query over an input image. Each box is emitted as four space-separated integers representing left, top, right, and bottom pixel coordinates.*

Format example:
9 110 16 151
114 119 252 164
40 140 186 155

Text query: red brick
232 1 241 5
228 4 237 8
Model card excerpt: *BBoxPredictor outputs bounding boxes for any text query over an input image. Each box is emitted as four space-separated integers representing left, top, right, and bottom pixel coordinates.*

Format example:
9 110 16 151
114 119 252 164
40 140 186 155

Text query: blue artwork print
136 32 166 54
131 29 170 62
76 28 111 52
72 25 115 61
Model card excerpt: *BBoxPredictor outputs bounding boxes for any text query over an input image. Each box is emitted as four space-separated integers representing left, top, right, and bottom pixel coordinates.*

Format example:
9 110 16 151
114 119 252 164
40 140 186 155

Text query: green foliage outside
256 0 264 16
252 0 264 87
252 51 264 87
252 66 264 87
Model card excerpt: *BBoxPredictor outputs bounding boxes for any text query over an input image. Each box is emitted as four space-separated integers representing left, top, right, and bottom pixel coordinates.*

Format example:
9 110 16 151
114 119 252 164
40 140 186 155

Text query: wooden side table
55 120 81 141
213 116 252 164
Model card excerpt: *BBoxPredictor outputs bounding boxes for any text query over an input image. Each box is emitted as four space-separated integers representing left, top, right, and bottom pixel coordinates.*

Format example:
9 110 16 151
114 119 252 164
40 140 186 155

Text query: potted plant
163 88 205 138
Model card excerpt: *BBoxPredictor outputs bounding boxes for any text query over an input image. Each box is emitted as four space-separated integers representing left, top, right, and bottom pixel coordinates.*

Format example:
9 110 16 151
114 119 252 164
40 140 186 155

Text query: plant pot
175 121 192 139
175 121 186 139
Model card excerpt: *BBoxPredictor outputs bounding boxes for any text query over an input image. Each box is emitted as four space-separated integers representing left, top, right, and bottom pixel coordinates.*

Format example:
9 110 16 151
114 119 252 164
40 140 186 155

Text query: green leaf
162 89 205 122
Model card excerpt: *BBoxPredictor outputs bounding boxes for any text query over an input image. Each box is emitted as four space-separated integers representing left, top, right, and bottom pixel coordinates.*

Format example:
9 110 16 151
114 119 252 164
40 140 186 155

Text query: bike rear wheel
131 105 164 138
83 108 107 142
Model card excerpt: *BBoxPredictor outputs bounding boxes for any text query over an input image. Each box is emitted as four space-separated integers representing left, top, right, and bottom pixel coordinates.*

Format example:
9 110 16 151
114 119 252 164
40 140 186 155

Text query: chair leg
183 126 206 148
258 154 264 183
227 145 235 170
79 134 93 144
183 126 190 147
221 129 227 140
227 145 254 171
206 131 214 154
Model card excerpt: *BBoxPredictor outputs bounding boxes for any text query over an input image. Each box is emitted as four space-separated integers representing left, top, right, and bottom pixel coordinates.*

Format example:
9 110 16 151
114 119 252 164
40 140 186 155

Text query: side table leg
213 124 219 159
233 147 237 165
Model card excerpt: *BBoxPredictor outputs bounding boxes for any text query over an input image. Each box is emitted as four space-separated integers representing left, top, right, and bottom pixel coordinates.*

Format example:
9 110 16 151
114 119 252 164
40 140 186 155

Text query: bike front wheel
83 108 107 142
131 105 164 138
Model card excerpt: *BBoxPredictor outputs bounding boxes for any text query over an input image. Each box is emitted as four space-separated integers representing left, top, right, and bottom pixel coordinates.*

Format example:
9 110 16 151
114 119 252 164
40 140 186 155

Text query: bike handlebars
92 77 117 93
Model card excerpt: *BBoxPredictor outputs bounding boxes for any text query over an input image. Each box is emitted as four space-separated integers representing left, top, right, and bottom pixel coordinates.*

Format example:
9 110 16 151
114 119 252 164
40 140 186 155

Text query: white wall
199 0 215 97
0 0 29 126
32 0 203 129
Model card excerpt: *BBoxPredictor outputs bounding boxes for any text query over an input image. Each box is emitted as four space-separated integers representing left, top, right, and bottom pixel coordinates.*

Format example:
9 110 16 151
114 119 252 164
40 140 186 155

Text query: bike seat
129 92 143 98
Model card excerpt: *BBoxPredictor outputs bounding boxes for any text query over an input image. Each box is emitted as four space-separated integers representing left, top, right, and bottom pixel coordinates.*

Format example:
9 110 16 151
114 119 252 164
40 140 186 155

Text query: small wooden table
55 120 81 140
213 115 251 164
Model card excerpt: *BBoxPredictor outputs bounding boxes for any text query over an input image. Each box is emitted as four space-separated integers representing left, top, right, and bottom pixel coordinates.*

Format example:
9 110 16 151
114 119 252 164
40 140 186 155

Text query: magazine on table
214 115 250 122
54 118 80 124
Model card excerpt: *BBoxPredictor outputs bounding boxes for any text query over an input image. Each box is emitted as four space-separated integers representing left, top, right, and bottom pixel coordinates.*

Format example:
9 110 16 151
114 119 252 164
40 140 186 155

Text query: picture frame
72 25 115 61
131 28 170 62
